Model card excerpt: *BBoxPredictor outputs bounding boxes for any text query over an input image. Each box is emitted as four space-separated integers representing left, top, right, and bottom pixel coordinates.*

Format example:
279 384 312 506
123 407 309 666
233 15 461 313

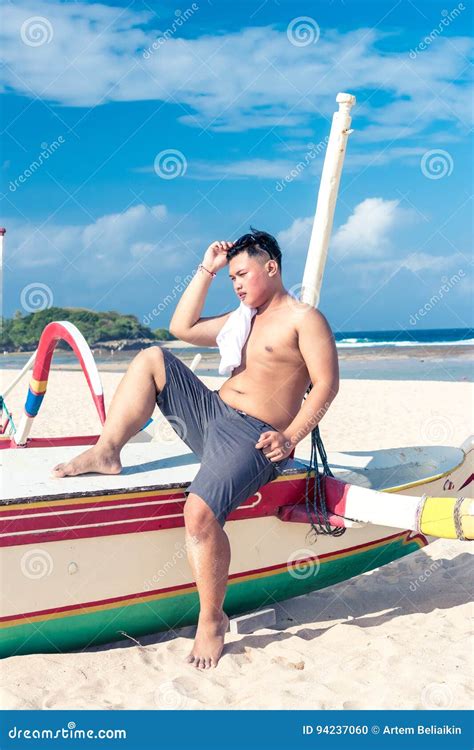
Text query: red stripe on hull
0 436 100 450
0 476 305 547
0 530 423 624
0 492 186 519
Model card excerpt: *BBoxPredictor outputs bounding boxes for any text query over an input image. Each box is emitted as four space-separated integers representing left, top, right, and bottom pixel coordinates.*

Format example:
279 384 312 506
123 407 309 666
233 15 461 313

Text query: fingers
212 240 234 251
264 449 283 461
255 432 271 449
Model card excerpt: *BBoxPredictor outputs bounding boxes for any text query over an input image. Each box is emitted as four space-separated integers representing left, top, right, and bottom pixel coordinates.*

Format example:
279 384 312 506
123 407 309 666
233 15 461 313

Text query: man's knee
134 346 165 385
184 494 218 539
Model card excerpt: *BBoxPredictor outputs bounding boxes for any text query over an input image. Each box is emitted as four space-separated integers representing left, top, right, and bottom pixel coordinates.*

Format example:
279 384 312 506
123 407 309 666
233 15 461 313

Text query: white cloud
1 1 472 138
135 158 297 180
9 203 171 278
277 198 410 260
277 216 313 254
175 145 431 184
348 251 470 281
276 199 472 284
331 197 404 258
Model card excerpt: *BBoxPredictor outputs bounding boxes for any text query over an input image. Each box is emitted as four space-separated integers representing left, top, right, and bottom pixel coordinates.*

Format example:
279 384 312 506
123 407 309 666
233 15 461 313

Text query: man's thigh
156 348 222 458
186 415 278 526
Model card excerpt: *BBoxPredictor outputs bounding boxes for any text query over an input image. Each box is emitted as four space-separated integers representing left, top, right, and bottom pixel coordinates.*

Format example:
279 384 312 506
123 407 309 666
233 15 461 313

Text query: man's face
228 251 272 307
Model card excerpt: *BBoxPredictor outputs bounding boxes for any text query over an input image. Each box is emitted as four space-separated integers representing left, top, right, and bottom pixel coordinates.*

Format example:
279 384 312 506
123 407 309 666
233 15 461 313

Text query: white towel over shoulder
216 302 257 376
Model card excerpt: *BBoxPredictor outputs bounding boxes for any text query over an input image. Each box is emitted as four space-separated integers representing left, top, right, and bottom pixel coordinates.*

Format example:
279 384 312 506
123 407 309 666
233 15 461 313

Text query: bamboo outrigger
0 94 472 658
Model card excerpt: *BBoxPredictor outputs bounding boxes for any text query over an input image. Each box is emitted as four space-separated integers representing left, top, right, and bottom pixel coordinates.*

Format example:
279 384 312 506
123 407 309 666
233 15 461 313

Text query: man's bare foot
186 612 229 670
51 446 122 478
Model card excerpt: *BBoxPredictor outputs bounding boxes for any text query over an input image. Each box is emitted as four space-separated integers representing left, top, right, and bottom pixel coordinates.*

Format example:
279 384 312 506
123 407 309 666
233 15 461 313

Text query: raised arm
169 241 233 347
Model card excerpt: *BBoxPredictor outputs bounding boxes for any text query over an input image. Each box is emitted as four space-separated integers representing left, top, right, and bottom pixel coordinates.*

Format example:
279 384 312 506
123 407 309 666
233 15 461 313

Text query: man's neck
256 287 287 315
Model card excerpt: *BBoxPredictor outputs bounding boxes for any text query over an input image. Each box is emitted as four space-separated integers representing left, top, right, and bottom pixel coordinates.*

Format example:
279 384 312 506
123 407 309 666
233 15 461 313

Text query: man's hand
255 431 294 462
202 241 234 274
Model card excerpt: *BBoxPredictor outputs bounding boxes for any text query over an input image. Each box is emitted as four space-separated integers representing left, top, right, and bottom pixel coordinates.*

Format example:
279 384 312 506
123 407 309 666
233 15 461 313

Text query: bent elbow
169 320 185 340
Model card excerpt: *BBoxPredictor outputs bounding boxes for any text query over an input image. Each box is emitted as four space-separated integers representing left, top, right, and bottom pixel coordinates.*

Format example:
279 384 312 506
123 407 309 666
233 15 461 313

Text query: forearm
283 382 338 446
169 266 213 335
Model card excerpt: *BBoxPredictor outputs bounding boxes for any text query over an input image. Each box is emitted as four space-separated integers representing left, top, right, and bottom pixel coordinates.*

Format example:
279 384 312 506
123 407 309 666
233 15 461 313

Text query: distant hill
0 307 176 352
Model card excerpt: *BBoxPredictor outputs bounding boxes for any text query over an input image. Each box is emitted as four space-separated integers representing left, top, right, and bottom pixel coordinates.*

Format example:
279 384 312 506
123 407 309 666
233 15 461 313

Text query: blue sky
1 0 472 333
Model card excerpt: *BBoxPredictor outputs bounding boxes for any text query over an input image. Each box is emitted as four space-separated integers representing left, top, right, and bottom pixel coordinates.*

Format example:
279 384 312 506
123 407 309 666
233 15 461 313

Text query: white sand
1 370 472 709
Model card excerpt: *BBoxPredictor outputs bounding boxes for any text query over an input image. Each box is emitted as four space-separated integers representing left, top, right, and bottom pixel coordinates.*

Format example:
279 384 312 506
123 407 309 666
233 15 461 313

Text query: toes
51 464 67 478
186 653 195 664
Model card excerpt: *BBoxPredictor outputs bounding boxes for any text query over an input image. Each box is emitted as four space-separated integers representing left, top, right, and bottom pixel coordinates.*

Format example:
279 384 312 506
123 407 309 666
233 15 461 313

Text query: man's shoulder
290 305 335 346
289 301 328 325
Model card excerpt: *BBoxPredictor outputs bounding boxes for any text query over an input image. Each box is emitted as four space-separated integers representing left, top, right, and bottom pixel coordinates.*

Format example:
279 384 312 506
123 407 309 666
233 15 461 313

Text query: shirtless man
52 228 339 669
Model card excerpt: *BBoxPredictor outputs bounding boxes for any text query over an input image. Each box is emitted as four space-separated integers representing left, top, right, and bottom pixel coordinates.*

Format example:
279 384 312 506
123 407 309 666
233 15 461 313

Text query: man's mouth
238 293 246 300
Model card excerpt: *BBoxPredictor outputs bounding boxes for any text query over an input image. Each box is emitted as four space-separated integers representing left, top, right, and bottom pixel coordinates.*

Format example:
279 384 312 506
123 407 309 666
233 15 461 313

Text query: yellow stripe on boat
420 496 473 540
30 378 48 394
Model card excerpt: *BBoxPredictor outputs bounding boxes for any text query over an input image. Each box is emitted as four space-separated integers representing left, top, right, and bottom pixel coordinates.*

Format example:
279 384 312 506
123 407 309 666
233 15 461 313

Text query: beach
1 364 472 710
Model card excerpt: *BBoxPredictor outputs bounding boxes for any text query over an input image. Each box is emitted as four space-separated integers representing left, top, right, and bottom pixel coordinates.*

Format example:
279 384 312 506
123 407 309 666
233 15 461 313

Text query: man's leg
184 494 230 669
52 347 166 477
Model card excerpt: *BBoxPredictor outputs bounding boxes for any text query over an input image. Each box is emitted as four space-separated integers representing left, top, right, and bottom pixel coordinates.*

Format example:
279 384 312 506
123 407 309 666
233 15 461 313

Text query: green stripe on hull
0 534 424 658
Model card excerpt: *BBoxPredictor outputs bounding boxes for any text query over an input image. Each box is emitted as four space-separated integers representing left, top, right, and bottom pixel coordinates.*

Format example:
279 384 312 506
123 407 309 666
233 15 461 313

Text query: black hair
226 227 282 271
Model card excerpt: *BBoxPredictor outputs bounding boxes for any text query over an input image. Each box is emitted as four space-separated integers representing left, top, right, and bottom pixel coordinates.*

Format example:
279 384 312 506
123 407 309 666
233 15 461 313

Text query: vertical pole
0 228 5 332
300 93 356 308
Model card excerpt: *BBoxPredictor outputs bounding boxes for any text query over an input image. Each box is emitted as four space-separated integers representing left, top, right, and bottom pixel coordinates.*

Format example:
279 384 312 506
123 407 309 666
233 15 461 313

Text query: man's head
226 228 283 308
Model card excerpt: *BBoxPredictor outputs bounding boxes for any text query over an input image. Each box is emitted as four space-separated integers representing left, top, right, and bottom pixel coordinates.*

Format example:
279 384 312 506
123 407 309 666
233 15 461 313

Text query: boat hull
0 521 426 658
1 438 471 658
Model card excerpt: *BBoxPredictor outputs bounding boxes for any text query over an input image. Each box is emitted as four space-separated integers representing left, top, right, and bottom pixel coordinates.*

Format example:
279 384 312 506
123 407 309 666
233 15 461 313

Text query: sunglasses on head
232 234 277 261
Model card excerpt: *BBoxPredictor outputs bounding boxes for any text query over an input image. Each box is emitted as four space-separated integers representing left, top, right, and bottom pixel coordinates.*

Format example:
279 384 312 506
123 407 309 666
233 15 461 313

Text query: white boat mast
0 228 5 326
300 93 356 308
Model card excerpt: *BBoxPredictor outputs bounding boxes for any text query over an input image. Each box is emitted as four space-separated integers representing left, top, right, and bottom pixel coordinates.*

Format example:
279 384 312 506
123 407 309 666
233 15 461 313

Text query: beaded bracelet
198 264 216 278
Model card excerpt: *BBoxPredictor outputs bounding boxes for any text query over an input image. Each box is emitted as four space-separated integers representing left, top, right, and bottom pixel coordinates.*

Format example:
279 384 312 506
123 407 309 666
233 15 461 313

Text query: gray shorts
156 347 290 526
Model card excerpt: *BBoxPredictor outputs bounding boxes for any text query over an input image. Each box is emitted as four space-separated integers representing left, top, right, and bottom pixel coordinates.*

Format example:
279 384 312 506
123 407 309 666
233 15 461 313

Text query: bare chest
238 316 302 371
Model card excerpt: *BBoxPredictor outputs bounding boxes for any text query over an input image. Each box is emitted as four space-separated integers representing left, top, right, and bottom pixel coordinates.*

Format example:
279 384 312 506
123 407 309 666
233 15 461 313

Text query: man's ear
266 260 279 276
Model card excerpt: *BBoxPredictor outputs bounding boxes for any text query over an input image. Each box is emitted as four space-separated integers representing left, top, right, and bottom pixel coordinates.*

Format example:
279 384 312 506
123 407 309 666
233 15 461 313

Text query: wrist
282 431 297 448
198 263 217 279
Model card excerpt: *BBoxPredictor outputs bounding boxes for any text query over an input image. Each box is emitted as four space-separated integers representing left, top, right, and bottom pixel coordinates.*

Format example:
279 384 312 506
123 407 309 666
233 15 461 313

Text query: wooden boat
1 94 472 658
0 426 472 658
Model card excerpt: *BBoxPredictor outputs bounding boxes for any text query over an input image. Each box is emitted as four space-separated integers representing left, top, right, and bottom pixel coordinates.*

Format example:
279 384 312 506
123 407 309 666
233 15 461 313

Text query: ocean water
1 327 472 382
334 327 474 348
